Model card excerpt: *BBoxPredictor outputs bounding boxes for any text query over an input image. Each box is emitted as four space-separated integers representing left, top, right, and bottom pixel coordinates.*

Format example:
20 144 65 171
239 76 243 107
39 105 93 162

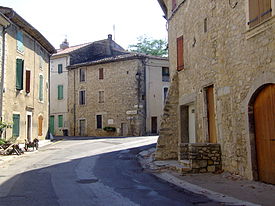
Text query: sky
1 0 167 50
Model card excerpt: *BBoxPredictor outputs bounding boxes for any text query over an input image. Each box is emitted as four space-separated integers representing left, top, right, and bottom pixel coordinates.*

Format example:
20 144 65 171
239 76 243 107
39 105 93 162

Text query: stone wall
67 58 146 137
155 73 179 160
180 143 222 173
158 0 275 179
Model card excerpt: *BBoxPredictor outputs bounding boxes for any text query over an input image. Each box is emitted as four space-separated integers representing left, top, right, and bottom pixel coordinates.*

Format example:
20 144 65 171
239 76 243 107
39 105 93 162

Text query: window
177 36 184 71
248 0 272 27
25 70 31 93
58 85 64 100
58 115 63 128
172 0 177 11
164 87 169 102
16 30 24 53
79 90 86 105
58 64 63 74
99 91 104 103
12 114 20 137
79 68 86 82
16 59 24 90
39 75 43 101
96 115 102 129
162 67 170 82
99 68 104 79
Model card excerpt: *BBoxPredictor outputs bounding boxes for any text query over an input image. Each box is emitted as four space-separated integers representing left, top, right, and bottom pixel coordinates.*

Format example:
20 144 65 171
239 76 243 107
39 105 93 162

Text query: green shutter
58 85 63 100
58 64 63 74
12 114 20 137
58 115 63 128
17 31 24 53
16 59 24 90
39 75 43 101
50 116 55 134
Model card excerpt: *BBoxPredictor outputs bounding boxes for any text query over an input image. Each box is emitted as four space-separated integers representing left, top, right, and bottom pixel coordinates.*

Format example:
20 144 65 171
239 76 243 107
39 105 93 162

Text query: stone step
153 160 191 174
179 159 191 167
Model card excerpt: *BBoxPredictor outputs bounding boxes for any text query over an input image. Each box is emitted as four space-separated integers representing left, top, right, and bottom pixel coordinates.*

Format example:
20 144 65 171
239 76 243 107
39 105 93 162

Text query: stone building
67 52 169 137
50 40 90 136
156 0 275 184
0 7 55 143
50 35 129 136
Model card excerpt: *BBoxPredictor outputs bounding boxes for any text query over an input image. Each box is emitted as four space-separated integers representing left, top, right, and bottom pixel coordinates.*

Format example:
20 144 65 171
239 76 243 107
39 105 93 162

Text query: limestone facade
157 0 275 181
67 54 169 137
0 7 55 143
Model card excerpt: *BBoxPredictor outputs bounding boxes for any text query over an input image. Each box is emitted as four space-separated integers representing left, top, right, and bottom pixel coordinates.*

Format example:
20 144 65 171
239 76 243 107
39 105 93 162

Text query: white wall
146 58 170 134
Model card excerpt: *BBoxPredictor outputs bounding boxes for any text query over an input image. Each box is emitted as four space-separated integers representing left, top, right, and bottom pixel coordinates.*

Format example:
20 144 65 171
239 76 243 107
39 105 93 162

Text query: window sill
246 16 275 40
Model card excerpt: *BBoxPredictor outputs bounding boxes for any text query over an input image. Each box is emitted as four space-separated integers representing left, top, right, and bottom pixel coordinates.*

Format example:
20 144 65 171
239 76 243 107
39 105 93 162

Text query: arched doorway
253 84 275 184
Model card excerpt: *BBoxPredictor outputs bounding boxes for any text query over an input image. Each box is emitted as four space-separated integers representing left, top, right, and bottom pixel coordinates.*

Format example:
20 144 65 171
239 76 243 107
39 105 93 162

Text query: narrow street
0 136 221 206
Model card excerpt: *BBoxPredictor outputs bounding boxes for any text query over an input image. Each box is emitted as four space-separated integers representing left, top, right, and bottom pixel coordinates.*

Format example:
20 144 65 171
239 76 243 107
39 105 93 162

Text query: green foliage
0 121 13 132
0 139 7 145
103 126 116 132
128 35 168 57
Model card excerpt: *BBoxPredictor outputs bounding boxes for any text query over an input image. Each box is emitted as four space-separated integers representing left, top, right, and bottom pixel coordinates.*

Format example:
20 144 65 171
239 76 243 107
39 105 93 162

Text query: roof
157 0 167 17
0 6 56 54
67 53 168 69
53 42 91 57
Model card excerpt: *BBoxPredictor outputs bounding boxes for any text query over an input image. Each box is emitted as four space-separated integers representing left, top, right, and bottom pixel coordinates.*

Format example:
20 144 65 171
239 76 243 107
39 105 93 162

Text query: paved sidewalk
0 139 52 166
138 147 275 206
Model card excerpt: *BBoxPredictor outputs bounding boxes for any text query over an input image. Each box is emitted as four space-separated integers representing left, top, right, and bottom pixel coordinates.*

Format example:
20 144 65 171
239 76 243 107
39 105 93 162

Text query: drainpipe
48 55 51 139
142 58 147 136
73 69 76 136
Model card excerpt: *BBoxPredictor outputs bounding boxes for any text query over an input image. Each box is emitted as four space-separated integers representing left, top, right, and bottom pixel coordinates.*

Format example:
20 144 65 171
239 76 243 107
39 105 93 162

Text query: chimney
60 38 69 50
108 34 112 41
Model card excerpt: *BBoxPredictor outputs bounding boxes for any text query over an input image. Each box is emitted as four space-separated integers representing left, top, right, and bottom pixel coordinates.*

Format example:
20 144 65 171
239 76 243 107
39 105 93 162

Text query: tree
128 36 168 57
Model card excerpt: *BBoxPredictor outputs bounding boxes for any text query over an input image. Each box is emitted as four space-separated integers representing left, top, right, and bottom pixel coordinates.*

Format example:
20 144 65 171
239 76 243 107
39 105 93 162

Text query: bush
0 139 7 145
103 127 116 132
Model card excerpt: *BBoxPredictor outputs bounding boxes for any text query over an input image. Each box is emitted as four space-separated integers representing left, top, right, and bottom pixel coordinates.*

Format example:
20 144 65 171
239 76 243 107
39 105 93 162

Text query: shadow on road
0 143 219 206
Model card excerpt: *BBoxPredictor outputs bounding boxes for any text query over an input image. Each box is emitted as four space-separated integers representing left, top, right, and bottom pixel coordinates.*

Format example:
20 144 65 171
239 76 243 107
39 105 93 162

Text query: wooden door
27 115 32 141
79 119 86 136
254 84 275 184
206 86 217 143
38 116 43 136
151 117 158 134
121 123 128 136
49 116 55 135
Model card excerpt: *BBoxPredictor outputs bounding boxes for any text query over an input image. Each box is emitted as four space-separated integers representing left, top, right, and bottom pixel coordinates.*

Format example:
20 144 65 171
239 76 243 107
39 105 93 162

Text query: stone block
207 166 216 172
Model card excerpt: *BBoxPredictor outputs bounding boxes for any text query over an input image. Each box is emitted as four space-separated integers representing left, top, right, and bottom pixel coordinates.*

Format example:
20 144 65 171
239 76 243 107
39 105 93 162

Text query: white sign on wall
108 119 114 125
126 110 138 115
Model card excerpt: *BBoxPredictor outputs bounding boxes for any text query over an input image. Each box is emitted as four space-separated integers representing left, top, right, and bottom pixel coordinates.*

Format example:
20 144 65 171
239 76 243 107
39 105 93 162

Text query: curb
138 148 260 206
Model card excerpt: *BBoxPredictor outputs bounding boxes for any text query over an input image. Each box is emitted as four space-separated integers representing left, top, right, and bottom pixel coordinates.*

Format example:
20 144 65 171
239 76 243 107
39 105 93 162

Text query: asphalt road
0 136 222 206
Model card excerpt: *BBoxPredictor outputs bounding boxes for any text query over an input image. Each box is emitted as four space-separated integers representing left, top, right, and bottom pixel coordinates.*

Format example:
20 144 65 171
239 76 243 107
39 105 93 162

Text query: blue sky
1 0 167 49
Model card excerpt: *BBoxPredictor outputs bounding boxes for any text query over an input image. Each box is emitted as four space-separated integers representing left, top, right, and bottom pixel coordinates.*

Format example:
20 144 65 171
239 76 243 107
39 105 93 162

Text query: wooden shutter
99 68 103 79
26 70 31 93
38 116 43 136
12 114 20 137
177 36 184 71
16 31 24 53
58 85 63 100
259 0 272 22
39 75 43 101
58 64 63 74
172 0 177 11
58 115 63 127
16 59 24 90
